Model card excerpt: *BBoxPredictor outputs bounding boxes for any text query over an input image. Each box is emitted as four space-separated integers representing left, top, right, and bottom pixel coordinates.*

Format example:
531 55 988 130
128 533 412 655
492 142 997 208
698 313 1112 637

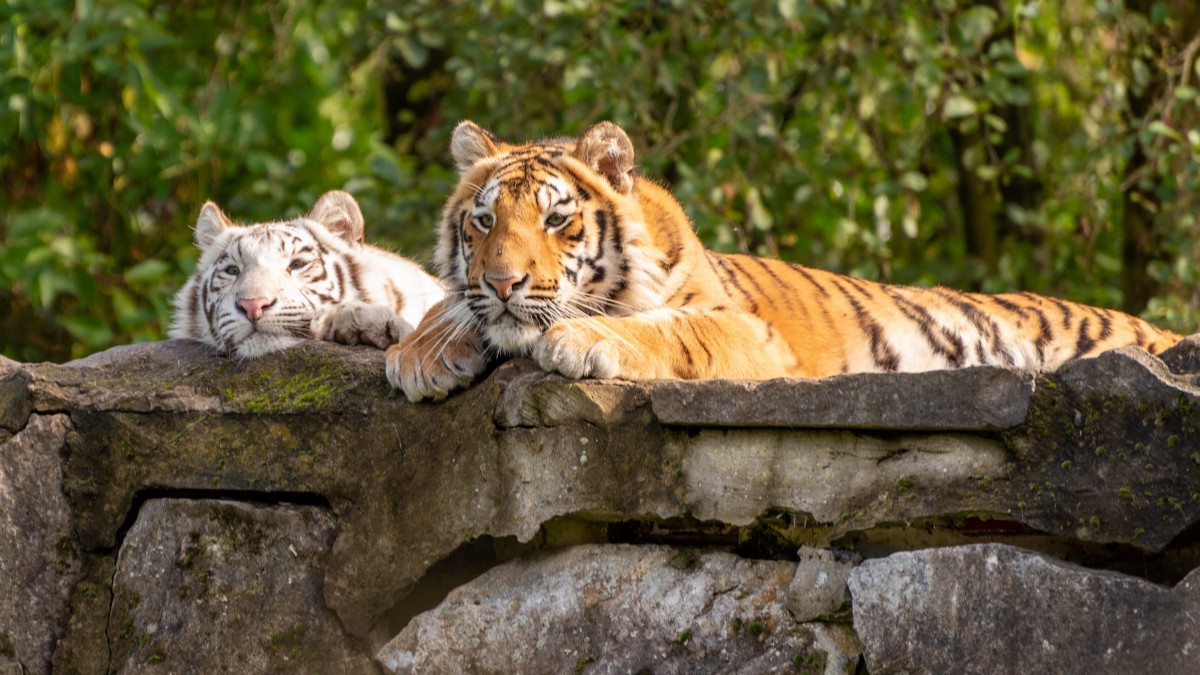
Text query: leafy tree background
2 0 1198 363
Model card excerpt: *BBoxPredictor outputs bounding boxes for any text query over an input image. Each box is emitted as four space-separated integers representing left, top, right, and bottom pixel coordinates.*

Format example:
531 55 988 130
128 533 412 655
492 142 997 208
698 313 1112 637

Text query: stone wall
1 338 1198 674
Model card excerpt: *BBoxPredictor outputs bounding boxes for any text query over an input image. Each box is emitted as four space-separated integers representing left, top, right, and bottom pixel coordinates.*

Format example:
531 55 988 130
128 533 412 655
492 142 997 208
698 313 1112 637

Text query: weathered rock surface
787 546 858 622
378 544 861 674
99 499 374 674
0 337 1196 672
0 414 78 674
848 543 1200 674
652 367 1033 430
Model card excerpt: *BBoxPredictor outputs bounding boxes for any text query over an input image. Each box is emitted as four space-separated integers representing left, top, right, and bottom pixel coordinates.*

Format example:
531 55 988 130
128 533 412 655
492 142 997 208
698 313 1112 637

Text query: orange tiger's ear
450 120 501 174
195 201 232 250
308 190 365 246
573 121 635 194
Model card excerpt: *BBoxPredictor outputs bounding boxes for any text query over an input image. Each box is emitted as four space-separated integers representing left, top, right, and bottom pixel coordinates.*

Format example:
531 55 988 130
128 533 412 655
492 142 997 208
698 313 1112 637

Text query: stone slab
108 499 375 673
651 367 1034 430
848 543 1200 674
0 414 78 675
378 544 861 674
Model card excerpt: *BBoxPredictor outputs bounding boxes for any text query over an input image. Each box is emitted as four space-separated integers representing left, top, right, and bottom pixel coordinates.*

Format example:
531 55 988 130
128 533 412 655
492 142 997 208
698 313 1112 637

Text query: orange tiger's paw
385 329 487 402
533 319 624 380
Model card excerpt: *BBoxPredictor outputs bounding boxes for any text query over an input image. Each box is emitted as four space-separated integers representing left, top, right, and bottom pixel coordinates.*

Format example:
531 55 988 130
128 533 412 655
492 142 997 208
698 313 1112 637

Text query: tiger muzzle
236 297 276 323
484 274 529 302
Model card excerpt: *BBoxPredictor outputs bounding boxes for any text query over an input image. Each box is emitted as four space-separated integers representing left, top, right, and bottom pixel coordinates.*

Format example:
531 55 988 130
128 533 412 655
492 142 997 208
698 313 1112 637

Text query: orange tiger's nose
485 274 528 301
237 297 276 322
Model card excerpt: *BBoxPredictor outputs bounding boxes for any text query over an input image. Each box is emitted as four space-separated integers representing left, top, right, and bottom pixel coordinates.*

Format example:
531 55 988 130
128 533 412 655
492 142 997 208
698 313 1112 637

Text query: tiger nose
484 274 528 301
236 297 276 322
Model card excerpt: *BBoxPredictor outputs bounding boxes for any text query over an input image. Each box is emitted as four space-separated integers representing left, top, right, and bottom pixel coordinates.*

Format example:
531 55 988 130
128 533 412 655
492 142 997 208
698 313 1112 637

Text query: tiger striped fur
171 190 444 359
385 121 1182 401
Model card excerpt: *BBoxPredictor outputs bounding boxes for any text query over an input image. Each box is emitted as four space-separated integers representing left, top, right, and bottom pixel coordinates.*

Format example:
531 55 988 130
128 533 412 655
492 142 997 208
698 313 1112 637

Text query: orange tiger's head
434 121 668 355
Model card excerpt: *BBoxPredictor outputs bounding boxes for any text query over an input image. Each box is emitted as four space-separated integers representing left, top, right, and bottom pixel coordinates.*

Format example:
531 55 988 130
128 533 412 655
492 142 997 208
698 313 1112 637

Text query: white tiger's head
169 190 374 358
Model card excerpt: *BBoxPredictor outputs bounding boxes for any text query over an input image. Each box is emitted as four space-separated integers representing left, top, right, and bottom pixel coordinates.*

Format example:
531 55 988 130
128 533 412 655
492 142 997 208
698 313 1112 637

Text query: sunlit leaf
943 95 977 119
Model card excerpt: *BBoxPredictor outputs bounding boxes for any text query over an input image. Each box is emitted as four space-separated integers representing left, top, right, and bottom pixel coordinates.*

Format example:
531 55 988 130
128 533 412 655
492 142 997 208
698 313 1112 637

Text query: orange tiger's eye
545 213 568 228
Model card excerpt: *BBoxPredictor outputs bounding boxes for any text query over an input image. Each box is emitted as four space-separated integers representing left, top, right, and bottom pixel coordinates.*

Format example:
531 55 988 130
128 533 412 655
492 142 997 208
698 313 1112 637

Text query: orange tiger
385 120 1183 401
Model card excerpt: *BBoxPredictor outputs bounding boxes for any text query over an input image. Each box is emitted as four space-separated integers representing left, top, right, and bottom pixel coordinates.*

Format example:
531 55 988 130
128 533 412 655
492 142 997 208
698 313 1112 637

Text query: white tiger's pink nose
237 297 275 322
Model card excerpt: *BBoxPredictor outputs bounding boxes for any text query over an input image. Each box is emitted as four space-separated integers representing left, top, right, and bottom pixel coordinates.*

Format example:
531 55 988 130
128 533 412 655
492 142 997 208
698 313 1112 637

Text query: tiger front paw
533 319 624 380
314 302 412 350
385 323 488 402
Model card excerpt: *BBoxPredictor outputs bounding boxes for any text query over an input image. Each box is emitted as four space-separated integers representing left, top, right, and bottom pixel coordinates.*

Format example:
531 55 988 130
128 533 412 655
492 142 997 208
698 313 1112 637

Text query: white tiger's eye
224 265 240 276
545 213 568 229
474 213 494 231
288 258 307 271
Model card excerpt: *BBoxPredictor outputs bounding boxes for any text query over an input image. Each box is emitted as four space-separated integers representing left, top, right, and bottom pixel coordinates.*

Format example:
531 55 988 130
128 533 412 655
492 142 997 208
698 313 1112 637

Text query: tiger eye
224 265 240 276
475 213 494 230
288 259 307 271
545 213 568 228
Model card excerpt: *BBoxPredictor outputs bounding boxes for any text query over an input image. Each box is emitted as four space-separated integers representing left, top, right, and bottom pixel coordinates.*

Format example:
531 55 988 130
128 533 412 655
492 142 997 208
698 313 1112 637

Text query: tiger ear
194 202 232 250
308 190 365 246
573 121 635 194
450 120 500 174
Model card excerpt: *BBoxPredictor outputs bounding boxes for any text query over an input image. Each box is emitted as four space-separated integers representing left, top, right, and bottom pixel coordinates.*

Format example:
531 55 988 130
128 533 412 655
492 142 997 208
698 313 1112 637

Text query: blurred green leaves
1 0 1198 362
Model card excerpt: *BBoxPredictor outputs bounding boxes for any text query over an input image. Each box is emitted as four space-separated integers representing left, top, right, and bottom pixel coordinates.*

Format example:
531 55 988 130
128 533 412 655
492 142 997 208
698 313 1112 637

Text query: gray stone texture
0 337 1195 671
0 413 79 674
787 546 858 622
652 366 1034 430
848 543 1200 675
107 499 374 674
378 544 861 674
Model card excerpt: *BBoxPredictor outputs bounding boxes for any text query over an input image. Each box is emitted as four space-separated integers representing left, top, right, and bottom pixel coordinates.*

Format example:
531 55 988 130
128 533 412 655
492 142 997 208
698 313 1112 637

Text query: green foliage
2 0 1198 362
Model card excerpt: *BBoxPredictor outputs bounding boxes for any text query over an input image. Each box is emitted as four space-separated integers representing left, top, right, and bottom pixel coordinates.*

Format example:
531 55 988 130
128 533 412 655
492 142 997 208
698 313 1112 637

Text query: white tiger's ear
450 120 500 175
195 202 232 250
308 190 365 246
573 121 635 195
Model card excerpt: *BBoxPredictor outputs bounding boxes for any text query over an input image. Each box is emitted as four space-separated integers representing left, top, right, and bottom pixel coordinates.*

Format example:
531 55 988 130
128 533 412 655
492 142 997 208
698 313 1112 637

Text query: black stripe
704 251 733 298
935 288 1012 366
883 287 965 367
1094 307 1114 342
714 255 759 314
1133 318 1148 349
727 256 774 312
1030 306 1051 366
990 295 1031 319
331 260 348 302
346 256 367 298
786 263 831 298
593 209 609 262
1074 316 1095 359
680 339 695 370
1050 297 1074 329
828 277 900 371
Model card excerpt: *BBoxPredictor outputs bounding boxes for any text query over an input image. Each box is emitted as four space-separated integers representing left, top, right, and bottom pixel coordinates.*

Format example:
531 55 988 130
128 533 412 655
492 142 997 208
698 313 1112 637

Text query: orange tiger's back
386 120 1186 401
665 251 1180 379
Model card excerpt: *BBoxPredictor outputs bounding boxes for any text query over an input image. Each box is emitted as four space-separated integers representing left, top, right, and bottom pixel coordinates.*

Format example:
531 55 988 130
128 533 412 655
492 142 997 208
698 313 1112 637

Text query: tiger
385 120 1184 402
170 190 445 359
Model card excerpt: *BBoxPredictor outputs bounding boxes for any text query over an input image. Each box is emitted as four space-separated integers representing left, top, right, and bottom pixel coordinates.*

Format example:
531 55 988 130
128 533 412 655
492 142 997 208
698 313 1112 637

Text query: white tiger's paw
314 302 413 350
386 328 488 402
533 319 623 380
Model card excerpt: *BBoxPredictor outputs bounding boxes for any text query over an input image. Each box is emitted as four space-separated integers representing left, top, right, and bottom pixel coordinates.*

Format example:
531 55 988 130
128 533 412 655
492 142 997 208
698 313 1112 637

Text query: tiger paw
533 319 624 380
386 322 488 402
314 302 413 350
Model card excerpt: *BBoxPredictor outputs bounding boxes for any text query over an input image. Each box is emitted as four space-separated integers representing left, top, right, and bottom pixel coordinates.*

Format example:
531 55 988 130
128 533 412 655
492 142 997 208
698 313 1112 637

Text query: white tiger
169 190 445 359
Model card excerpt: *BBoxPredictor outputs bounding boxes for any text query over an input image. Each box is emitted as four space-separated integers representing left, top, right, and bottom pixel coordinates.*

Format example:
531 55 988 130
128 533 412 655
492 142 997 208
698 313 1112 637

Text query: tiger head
435 121 670 355
169 190 371 358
